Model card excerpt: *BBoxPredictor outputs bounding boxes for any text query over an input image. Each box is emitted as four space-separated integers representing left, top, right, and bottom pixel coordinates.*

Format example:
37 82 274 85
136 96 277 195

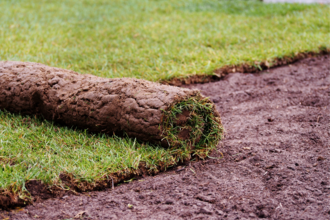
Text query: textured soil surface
1 55 329 219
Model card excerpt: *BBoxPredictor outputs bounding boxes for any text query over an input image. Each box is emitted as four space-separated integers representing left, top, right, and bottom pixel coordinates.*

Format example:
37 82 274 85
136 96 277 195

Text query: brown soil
2 55 329 219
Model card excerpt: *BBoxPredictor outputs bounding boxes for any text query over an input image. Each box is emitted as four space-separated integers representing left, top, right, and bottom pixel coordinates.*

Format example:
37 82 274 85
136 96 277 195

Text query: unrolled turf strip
0 61 222 148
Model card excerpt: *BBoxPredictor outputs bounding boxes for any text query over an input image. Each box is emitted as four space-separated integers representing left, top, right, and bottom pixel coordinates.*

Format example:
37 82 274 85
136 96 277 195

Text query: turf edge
161 47 330 86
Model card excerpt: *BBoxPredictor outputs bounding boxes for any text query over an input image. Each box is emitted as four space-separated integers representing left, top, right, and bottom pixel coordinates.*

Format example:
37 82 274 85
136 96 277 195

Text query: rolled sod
0 61 223 150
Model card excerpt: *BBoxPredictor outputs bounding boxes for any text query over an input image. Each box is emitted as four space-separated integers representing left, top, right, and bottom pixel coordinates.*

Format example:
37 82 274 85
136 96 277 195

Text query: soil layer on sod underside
3 55 329 219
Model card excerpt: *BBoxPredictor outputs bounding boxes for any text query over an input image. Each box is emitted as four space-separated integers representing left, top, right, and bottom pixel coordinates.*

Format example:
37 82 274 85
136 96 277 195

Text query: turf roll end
161 96 223 159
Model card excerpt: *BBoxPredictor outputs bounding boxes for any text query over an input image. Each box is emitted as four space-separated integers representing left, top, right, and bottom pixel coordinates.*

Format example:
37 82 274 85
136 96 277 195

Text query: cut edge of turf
161 46 330 86
0 160 170 209
0 152 215 209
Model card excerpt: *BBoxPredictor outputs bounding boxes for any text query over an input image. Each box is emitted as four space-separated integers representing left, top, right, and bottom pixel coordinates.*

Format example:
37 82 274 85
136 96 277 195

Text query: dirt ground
1 55 329 219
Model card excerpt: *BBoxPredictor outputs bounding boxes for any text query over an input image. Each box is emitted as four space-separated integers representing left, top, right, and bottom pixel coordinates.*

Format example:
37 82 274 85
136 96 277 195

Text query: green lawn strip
0 110 180 199
1 0 329 82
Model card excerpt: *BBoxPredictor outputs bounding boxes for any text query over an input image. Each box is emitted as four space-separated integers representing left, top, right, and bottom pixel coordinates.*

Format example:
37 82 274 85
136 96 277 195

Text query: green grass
0 111 178 196
1 0 329 81
0 0 329 200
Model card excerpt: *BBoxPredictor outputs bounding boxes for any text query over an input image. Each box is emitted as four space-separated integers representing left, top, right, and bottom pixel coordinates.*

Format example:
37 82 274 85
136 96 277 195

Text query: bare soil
1 55 329 219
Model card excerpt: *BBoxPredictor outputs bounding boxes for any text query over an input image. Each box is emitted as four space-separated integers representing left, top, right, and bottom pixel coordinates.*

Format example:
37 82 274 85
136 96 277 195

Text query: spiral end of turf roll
161 96 223 159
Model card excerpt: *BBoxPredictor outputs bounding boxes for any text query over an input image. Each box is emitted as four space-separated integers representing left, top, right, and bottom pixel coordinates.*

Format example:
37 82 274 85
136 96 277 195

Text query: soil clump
2 55 329 219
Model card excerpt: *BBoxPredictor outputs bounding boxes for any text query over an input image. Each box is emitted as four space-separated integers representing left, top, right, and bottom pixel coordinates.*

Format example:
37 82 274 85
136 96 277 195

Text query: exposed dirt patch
2 55 330 219
175 110 190 126
178 128 191 140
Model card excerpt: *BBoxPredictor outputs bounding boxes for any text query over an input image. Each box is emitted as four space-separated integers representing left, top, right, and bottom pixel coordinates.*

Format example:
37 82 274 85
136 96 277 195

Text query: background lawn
1 0 329 81
0 0 329 199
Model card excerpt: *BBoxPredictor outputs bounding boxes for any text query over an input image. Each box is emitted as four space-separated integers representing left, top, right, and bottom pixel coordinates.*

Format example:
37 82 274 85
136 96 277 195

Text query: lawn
0 111 178 196
1 0 329 81
0 0 329 202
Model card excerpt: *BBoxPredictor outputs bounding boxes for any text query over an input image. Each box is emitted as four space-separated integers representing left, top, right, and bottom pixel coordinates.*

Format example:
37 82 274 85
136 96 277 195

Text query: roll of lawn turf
0 61 223 150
